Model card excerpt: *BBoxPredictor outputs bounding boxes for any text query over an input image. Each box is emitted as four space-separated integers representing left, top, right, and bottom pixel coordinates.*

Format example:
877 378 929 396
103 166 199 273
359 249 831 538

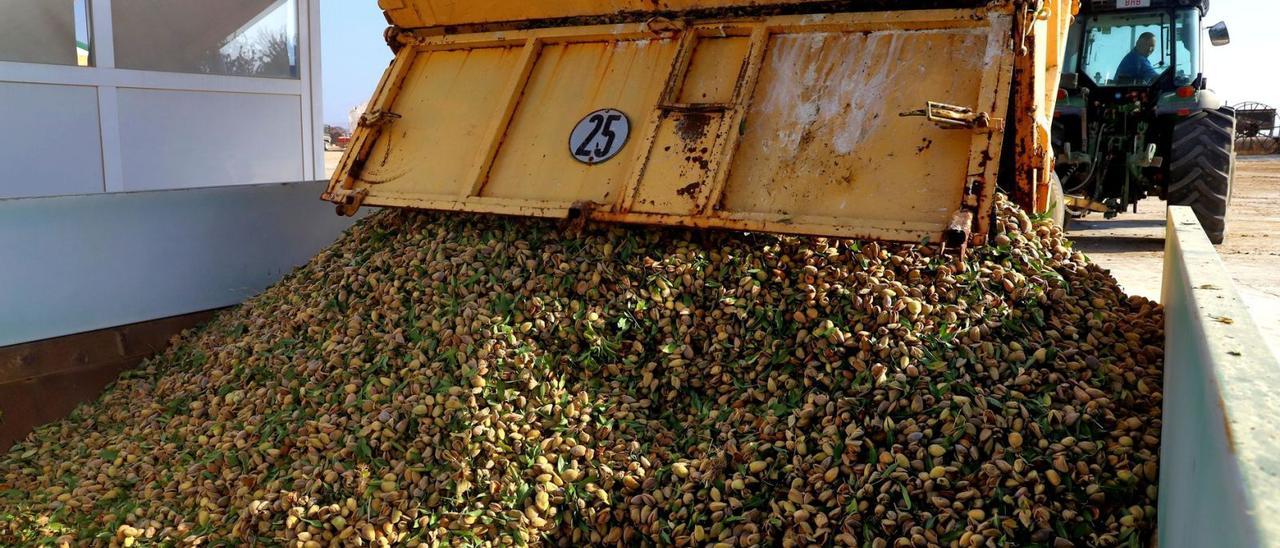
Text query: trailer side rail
1159 206 1280 547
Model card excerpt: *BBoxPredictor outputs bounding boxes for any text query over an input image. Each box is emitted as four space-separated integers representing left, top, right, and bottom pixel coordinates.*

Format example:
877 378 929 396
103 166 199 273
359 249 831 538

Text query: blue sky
1201 0 1280 108
320 0 1279 128
319 0 392 127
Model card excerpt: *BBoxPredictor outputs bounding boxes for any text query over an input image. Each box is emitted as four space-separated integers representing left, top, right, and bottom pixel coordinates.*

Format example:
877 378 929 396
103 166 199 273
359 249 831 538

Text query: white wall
0 81 104 198
117 89 305 191
0 0 325 199
0 0 350 346
0 182 366 347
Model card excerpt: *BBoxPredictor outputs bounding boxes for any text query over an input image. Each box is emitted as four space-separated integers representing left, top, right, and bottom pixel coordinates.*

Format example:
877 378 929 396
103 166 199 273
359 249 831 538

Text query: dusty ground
324 149 344 178
1074 155 1280 359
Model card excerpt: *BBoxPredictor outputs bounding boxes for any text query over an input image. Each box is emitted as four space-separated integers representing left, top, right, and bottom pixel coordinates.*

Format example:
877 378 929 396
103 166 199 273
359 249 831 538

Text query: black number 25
575 113 623 160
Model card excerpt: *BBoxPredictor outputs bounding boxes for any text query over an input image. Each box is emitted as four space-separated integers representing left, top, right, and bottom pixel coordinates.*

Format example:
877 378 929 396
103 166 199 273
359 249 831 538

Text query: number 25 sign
569 109 631 164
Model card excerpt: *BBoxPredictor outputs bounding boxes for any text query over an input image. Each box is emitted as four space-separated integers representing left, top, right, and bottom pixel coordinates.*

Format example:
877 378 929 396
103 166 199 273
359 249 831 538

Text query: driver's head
1135 32 1157 56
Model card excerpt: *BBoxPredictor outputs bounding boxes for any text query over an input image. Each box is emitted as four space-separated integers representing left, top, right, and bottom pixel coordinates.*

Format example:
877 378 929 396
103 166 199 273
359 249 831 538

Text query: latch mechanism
900 102 1004 132
643 17 685 38
358 110 402 129
330 188 369 217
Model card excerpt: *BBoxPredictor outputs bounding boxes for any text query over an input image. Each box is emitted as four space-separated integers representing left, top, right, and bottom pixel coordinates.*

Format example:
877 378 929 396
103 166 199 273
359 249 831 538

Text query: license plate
1117 0 1151 8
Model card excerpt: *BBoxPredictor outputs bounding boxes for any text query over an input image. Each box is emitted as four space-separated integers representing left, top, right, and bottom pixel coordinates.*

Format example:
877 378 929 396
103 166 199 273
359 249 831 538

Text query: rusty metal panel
327 7 1047 244
629 33 755 215
719 29 993 227
631 112 727 214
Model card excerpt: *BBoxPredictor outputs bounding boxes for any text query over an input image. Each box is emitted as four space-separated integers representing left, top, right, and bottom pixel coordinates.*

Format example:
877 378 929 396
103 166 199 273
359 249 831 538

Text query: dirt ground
324 149 344 178
1073 155 1280 359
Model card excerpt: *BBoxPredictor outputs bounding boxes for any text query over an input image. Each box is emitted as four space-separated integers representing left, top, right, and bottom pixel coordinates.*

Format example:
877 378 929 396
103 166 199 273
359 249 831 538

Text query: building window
112 0 299 79
0 0 93 66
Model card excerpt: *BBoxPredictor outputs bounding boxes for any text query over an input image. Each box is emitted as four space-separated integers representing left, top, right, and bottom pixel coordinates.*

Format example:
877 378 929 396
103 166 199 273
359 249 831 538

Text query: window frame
108 0 303 80
1080 10 1173 87
0 0 96 67
1070 7 1203 88
0 0 325 192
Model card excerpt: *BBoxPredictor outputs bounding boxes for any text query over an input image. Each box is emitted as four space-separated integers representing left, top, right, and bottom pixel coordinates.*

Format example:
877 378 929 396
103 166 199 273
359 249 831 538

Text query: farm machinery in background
1233 102 1278 155
1052 0 1234 243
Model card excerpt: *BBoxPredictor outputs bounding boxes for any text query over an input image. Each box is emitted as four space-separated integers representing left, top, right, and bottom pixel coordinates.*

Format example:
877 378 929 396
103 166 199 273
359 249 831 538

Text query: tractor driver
1115 32 1160 84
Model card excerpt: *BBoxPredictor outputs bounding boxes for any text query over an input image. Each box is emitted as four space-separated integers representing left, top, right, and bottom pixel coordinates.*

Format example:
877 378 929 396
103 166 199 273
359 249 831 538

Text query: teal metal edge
1158 206 1280 548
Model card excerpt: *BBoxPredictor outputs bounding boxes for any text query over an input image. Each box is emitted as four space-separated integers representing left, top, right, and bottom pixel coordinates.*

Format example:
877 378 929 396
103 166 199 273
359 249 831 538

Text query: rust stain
916 137 933 154
676 181 703 198
404 1 993 35
1218 394 1236 452
684 150 710 170
977 149 993 169
676 113 713 141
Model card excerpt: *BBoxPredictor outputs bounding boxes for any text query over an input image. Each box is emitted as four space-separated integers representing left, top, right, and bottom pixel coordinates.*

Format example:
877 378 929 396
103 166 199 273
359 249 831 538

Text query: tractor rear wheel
1168 109 1236 244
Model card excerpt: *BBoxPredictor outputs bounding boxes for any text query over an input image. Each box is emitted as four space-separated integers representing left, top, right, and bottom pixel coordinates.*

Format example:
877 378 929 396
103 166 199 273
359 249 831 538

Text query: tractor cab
1051 0 1236 242
1068 6 1203 91
1056 0 1230 123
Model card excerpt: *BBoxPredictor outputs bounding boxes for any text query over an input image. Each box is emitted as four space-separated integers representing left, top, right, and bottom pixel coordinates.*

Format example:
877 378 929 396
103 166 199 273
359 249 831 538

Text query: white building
0 0 358 347
348 100 369 137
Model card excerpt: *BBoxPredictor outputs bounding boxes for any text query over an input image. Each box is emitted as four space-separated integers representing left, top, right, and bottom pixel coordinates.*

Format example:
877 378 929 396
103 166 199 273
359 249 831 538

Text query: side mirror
1208 21 1231 46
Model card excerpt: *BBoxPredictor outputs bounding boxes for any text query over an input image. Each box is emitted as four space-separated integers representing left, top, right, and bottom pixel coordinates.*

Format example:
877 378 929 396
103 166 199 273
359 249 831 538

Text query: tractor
1052 0 1234 242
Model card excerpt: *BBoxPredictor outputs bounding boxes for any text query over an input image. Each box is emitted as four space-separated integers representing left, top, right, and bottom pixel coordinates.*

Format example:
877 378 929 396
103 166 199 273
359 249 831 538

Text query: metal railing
1159 206 1280 547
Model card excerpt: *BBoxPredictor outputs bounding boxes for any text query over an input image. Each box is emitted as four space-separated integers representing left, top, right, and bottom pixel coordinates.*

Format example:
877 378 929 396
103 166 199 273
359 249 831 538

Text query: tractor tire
1168 109 1236 244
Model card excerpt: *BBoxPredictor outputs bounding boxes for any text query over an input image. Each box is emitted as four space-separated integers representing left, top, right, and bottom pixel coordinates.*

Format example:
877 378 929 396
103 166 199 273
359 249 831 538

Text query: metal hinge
1012 0 1045 55
643 17 686 38
330 187 369 217
900 102 1004 133
358 110 402 129
386 27 429 52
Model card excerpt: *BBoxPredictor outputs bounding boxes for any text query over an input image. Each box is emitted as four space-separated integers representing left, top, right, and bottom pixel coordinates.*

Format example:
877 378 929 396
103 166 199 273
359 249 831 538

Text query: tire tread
1168 109 1234 244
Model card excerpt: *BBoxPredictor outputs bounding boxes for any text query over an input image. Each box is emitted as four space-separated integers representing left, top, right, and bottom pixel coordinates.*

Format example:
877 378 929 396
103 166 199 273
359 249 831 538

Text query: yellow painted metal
1028 0 1080 214
482 39 680 204
378 0 816 29
720 30 990 225
1065 194 1109 213
358 46 527 197
328 2 1074 245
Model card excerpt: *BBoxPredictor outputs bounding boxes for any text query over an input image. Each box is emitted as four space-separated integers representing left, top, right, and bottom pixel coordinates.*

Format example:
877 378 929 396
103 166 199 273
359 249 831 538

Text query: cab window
1173 9 1199 85
1082 11 1171 86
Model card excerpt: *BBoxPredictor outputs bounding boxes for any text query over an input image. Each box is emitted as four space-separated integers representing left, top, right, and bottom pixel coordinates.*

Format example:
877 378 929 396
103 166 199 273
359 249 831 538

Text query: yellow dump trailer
327 0 1075 247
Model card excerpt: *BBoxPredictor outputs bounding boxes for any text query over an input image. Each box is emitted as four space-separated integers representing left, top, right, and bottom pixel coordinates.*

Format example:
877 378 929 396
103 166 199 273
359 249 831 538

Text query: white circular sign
569 109 630 164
